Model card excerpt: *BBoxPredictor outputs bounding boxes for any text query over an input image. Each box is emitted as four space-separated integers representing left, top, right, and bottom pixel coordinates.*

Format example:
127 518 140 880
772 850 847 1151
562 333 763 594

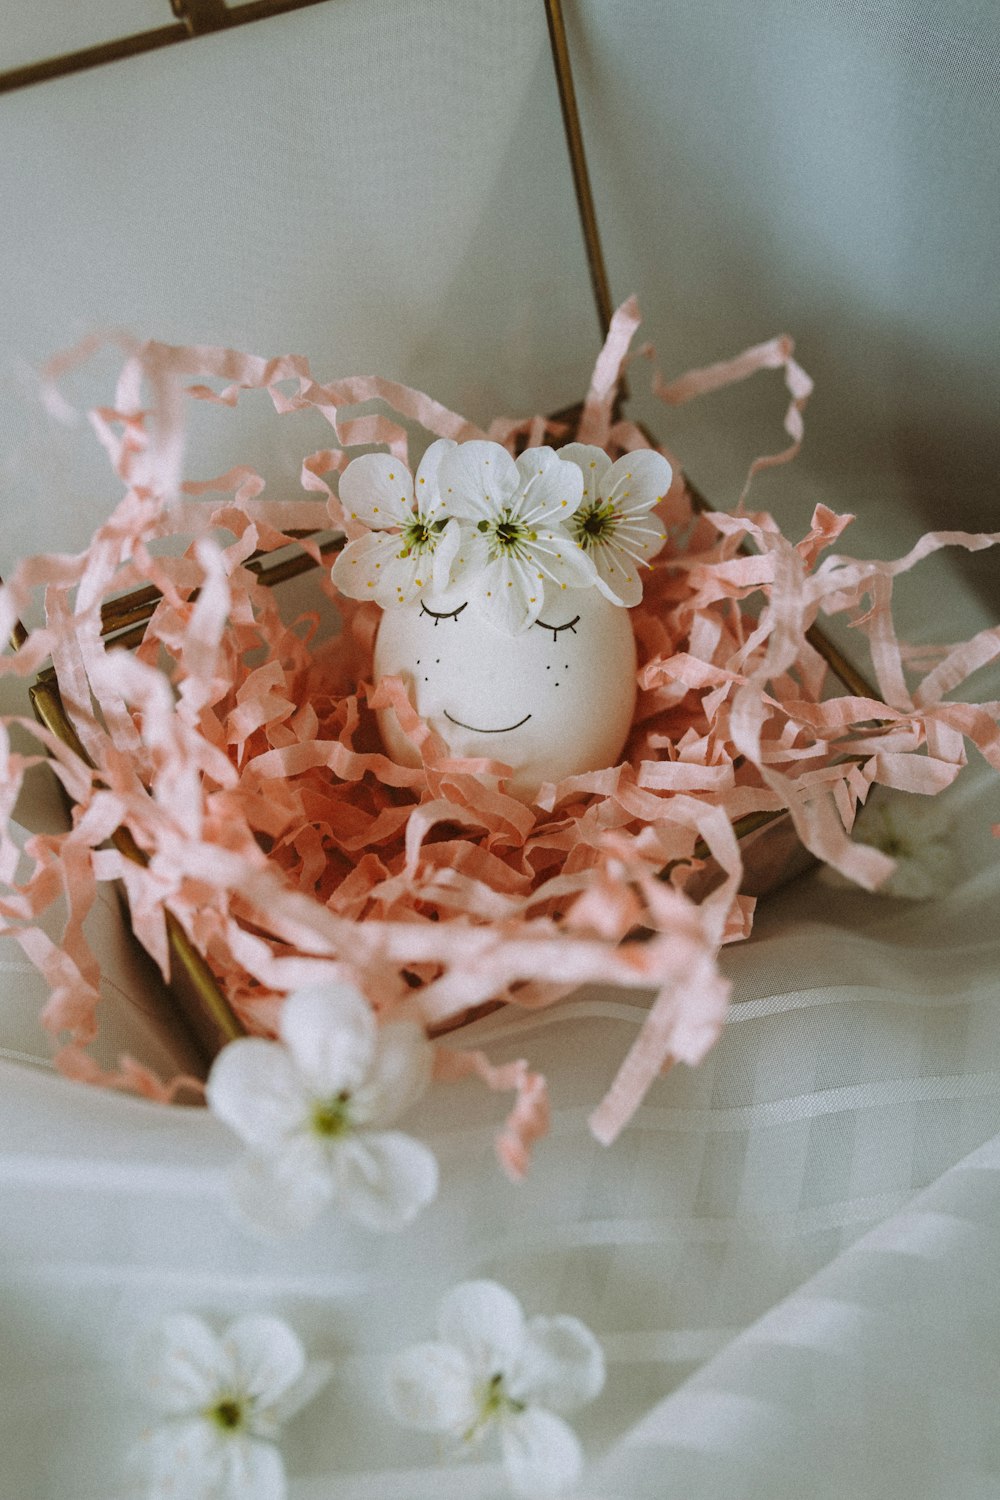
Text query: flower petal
508 1316 606 1414
446 525 491 595
413 437 457 518
131 1417 225 1500
613 512 667 560
473 554 547 634
883 842 955 899
279 982 376 1098
599 448 673 516
513 448 584 525
430 516 465 595
436 1280 525 1379
216 1435 288 1500
558 443 613 510
528 528 599 593
386 1341 478 1435
206 1038 308 1151
438 440 520 522
588 542 645 607
500 1407 585 1499
330 1130 438 1231
349 1020 433 1128
367 539 443 610
339 452 415 529
133 1425 285 1500
134 1314 226 1416
586 543 640 607
228 1137 334 1238
331 531 415 605
887 852 953 894
222 1316 306 1416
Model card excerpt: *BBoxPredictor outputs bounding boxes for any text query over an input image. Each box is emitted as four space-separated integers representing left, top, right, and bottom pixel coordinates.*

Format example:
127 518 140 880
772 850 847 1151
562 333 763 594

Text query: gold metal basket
24 514 876 1070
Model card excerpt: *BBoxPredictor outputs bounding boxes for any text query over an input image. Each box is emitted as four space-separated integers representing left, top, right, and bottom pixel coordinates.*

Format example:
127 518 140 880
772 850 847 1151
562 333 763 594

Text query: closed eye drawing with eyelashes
535 614 580 642
419 602 468 624
374 586 639 801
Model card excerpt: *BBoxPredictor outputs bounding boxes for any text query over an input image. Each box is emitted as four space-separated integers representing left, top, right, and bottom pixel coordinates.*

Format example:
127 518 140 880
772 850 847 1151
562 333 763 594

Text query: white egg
373 584 637 800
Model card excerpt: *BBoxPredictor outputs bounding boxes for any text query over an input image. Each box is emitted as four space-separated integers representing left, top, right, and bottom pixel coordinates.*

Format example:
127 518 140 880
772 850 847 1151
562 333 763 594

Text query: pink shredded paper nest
2 300 999 1169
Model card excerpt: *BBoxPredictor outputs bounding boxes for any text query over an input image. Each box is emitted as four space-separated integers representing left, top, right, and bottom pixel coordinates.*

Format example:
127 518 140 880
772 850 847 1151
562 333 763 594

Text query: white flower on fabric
558 443 671 607
439 441 596 634
331 439 462 607
206 983 438 1235
131 1312 330 1500
838 792 960 899
387 1280 605 1499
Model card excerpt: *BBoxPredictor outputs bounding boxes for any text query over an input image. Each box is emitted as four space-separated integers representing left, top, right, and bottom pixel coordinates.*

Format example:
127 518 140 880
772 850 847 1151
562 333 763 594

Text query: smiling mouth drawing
443 711 532 734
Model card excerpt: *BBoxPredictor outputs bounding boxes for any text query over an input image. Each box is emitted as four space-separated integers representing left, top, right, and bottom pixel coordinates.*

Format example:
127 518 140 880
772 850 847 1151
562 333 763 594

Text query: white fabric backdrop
0 2 998 1496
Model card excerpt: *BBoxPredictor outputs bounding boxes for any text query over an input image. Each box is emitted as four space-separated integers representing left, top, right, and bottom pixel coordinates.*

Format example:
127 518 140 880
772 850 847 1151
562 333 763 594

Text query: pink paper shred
2 302 1000 1165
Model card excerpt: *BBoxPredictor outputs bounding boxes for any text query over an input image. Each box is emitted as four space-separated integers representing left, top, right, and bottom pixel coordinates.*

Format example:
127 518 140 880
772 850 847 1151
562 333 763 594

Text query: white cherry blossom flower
439 441 596 633
131 1311 330 1500
825 791 960 899
206 982 438 1235
331 439 462 607
387 1280 605 1499
559 443 672 606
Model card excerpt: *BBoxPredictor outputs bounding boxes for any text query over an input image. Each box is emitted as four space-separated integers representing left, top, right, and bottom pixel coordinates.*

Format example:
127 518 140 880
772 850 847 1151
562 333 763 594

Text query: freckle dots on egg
373 584 637 800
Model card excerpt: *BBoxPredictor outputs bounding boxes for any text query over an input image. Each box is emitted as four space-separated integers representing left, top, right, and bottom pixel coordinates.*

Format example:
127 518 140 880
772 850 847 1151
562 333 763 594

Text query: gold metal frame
0 0 337 96
544 0 615 338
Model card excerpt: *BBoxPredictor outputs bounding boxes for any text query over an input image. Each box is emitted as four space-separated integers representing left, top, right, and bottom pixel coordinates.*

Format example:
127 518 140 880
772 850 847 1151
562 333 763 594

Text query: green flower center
209 1397 246 1432
574 501 618 547
311 1091 352 1137
478 510 537 558
464 1373 526 1441
398 515 446 559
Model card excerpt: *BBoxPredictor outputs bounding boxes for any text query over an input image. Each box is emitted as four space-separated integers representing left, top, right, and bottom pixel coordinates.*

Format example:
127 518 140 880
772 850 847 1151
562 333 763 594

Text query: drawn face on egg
373 583 638 800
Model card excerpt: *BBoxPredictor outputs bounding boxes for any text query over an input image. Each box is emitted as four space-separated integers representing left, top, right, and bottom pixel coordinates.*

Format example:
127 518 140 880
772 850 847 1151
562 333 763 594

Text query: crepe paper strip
796 504 857 566
589 926 731 1146
434 1046 551 1181
53 1045 203 1104
652 333 814 508
577 295 642 448
926 702 1000 773
883 527 1000 578
914 625 1000 709
867 751 962 796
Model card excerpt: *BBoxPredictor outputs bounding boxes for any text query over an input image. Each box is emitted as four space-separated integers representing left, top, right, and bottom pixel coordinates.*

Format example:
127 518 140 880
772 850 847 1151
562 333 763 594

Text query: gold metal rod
172 0 230 35
0 574 29 652
543 0 615 338
0 23 189 94
99 534 344 641
0 0 335 96
803 625 879 702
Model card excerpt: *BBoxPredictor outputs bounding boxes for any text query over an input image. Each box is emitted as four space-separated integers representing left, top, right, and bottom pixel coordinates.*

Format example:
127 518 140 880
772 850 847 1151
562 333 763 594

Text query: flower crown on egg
330 439 673 634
